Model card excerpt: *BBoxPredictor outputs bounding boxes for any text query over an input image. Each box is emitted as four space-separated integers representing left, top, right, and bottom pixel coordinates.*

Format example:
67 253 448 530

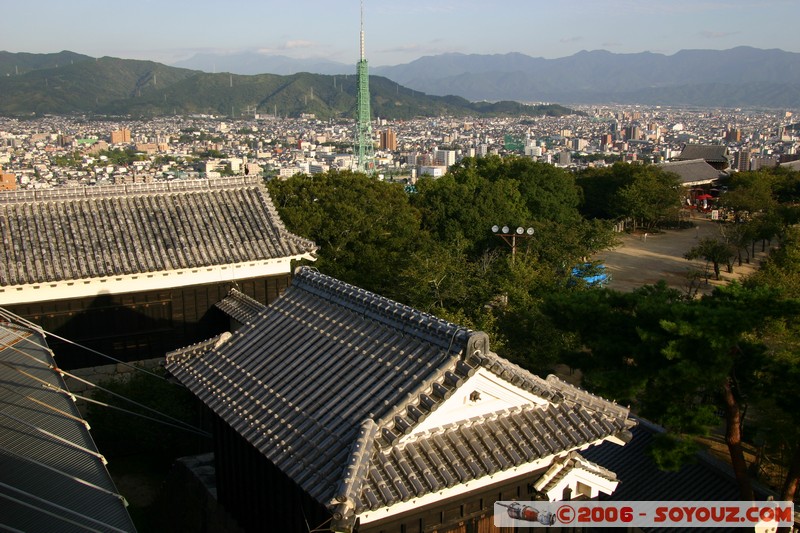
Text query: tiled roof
215 288 268 324
0 319 136 532
0 177 316 287
659 159 723 185
534 451 618 496
353 401 628 514
673 144 730 163
582 417 771 502
166 267 632 528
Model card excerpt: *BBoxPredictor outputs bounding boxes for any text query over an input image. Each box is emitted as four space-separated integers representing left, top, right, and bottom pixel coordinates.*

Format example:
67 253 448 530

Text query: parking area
596 213 766 294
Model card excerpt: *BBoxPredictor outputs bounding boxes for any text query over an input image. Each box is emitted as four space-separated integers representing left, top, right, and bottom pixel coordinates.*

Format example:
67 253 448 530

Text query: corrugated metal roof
0 177 316 287
167 267 632 527
0 321 137 532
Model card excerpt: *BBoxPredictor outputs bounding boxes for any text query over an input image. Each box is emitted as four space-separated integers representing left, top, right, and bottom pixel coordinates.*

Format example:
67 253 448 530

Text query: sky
3 0 799 67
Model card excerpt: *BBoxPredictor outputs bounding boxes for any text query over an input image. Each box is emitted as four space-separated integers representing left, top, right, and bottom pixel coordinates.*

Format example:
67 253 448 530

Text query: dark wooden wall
5 273 291 369
212 414 332 533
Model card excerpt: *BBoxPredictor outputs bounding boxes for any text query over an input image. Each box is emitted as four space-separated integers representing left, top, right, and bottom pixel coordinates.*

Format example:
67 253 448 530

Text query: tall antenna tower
354 0 375 174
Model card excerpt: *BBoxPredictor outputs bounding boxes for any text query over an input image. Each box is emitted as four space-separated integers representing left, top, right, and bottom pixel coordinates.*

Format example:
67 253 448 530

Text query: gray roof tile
166 267 632 525
659 159 723 185
215 289 268 324
673 144 730 163
0 177 315 287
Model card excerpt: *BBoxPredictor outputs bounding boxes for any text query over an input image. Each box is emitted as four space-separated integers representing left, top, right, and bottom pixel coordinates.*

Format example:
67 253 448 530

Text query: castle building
0 177 316 368
167 267 634 533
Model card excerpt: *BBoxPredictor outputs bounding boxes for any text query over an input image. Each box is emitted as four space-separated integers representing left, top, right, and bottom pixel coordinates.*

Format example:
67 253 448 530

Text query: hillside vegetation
0 52 577 119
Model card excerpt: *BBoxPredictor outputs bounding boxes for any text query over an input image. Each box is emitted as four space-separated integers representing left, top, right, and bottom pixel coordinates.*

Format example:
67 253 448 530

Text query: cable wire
0 321 209 438
75 392 212 439
0 306 175 384
57 370 211 437
0 482 127 533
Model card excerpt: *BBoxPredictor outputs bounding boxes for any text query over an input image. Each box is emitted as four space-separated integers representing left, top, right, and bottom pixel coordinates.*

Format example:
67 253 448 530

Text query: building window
576 481 592 498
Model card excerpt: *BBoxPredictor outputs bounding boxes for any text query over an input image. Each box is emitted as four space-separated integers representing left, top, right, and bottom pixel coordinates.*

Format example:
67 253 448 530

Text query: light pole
492 225 535 261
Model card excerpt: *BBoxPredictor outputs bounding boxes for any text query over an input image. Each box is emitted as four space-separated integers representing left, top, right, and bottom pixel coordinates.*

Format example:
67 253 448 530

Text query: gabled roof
659 159 723 186
166 267 633 530
0 318 136 532
0 177 316 288
534 451 619 500
673 144 730 164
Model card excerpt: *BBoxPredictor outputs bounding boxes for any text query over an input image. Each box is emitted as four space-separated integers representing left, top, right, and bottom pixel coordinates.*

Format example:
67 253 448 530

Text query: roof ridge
165 332 230 361
534 451 618 495
475 351 557 400
356 400 632 513
215 288 268 325
660 158 712 165
292 267 471 353
0 176 264 204
545 375 631 420
375 345 481 447
330 419 378 530
258 188 317 252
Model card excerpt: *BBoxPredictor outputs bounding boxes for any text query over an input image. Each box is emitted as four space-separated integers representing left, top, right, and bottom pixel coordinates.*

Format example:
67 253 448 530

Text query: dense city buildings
110 128 132 144
0 105 797 190
0 172 15 190
380 127 397 150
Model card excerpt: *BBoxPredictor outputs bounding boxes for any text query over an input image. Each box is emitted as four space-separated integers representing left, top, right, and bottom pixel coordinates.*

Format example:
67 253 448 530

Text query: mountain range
1 47 798 115
0 52 574 119
173 47 800 108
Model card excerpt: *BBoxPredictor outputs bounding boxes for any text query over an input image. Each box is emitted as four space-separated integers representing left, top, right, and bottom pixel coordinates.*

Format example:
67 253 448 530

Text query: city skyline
3 0 799 67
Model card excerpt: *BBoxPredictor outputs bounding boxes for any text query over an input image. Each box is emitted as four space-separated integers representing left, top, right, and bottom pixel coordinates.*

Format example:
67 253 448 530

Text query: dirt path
595 213 770 294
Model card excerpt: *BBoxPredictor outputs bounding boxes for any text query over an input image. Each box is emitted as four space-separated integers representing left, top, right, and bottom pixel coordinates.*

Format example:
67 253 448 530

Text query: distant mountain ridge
0 52 576 119
371 47 800 106
171 46 800 107
172 52 351 76
2 47 799 111
0 50 93 76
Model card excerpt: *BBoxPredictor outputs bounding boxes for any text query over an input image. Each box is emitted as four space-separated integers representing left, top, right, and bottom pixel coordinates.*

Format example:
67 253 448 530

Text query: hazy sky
4 0 798 66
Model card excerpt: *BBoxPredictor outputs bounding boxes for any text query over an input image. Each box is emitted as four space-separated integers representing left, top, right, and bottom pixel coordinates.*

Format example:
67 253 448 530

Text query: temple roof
659 159 723 186
673 144 731 165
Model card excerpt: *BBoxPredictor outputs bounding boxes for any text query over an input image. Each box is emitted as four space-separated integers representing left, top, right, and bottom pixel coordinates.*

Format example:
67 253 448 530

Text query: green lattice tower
354 2 374 173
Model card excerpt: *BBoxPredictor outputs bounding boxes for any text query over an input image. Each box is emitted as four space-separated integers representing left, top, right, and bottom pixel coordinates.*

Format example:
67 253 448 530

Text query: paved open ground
595 213 769 294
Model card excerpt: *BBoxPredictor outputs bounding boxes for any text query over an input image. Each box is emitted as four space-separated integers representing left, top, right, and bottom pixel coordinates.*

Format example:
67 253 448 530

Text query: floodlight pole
491 226 535 263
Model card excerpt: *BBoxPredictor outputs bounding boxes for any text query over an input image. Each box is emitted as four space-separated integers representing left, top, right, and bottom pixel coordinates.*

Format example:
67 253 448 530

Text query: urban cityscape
1 104 797 191
2 2 800 532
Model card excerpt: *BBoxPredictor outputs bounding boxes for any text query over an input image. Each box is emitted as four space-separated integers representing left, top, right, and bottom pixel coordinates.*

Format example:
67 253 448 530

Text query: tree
412 156 600 261
576 163 683 227
744 227 800 504
684 237 736 280
720 171 777 220
267 170 426 297
576 162 642 220
545 282 800 503
412 167 530 256
615 167 683 230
